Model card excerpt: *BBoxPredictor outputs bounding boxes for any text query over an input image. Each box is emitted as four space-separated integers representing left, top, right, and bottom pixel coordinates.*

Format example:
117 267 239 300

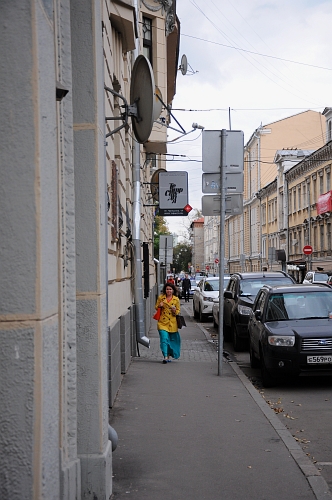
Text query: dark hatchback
248 284 332 387
223 271 295 351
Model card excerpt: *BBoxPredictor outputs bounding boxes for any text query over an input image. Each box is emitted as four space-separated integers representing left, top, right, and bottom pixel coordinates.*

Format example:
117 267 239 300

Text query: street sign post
201 129 244 376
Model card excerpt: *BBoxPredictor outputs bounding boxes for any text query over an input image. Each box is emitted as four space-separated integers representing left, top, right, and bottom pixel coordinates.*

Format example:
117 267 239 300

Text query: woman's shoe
162 359 167 364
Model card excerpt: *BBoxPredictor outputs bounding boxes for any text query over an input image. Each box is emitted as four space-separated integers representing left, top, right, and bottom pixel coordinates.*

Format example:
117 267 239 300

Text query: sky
162 0 332 238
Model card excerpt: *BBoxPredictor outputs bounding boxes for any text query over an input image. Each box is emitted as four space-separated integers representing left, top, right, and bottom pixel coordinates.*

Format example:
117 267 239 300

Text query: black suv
223 271 295 351
248 283 332 387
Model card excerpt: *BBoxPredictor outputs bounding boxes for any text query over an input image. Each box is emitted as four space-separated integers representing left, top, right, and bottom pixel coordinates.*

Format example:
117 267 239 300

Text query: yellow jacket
155 294 180 333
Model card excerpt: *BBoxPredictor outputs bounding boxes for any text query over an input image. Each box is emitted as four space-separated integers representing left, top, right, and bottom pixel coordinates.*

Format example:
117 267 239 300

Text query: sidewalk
110 301 332 500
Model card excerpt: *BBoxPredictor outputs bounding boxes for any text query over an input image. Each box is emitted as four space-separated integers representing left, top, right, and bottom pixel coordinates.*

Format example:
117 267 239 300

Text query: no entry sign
303 245 313 255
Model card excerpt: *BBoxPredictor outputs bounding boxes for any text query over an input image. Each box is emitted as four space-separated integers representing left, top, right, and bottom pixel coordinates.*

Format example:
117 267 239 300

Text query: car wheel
232 322 246 352
260 348 275 387
199 306 206 323
193 301 199 319
249 340 260 369
213 317 218 329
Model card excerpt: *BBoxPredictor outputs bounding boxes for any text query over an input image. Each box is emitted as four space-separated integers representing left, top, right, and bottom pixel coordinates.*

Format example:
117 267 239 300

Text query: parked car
302 271 330 284
223 272 295 351
210 275 231 327
248 283 332 387
193 277 220 322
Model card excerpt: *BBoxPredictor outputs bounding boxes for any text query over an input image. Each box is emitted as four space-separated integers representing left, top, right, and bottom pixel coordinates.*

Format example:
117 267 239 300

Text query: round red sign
215 258 219 264
303 245 313 255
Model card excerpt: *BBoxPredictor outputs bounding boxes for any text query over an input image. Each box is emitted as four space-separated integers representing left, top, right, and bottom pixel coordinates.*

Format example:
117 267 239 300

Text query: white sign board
202 130 244 173
202 172 244 194
159 235 173 266
159 171 188 210
201 194 243 216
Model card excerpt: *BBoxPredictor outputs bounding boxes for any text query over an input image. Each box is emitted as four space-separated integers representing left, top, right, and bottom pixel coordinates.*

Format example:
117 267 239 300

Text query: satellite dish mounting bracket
105 55 155 144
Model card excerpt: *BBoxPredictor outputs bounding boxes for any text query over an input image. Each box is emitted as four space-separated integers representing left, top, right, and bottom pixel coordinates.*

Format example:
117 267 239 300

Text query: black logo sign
164 183 183 204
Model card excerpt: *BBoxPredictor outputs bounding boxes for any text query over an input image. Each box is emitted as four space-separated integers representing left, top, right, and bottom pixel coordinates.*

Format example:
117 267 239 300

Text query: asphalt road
194 312 332 493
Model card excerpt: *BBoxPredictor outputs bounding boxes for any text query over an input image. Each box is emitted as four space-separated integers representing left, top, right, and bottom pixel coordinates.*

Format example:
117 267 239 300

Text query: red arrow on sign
303 245 313 255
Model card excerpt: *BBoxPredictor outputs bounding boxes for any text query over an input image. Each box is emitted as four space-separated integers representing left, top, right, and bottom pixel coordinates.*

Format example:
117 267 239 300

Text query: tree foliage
172 242 192 274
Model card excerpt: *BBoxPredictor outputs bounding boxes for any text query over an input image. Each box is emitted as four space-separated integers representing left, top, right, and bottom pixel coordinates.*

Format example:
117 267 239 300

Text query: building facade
0 1 179 499
190 217 205 272
225 111 326 272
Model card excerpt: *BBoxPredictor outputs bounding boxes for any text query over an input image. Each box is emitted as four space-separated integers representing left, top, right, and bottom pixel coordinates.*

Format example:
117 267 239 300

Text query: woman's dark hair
162 282 178 296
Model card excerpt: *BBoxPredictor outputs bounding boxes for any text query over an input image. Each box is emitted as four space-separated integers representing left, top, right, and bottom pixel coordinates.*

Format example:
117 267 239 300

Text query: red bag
153 308 161 320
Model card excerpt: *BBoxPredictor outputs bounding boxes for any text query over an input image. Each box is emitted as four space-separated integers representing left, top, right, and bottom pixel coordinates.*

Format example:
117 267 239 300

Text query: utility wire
182 33 332 72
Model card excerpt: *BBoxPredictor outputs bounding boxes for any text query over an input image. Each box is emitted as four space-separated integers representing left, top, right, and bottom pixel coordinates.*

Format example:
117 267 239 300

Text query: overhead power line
182 33 332 72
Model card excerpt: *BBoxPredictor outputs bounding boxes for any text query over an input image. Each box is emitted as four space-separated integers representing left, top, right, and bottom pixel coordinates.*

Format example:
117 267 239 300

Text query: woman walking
155 283 181 364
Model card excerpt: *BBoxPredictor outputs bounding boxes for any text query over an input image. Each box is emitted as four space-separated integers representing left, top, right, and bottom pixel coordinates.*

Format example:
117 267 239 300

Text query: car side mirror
254 310 261 320
224 290 233 299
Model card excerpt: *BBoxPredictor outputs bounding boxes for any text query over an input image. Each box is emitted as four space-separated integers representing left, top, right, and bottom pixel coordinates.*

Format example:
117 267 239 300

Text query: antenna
178 54 198 76
179 54 188 75
105 55 156 144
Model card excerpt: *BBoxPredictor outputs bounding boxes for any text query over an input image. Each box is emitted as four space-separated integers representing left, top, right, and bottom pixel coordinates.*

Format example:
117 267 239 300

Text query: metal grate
301 338 332 351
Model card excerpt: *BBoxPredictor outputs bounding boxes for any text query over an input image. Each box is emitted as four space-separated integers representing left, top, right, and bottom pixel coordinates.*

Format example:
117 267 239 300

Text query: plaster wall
0 0 62 498
71 0 111 497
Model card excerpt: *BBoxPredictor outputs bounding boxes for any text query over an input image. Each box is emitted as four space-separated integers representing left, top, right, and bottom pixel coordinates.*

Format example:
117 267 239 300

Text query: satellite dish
150 168 166 202
153 87 163 121
179 54 188 75
130 55 155 144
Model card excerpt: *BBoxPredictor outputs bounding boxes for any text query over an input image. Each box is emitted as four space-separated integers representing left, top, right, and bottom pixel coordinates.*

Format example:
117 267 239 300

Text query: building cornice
285 141 332 184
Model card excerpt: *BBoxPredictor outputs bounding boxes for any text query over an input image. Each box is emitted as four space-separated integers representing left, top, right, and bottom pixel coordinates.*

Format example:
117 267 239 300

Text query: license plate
307 355 332 364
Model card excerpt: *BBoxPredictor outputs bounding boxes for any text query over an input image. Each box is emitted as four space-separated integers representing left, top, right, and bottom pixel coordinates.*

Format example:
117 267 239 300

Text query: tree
154 214 171 258
172 242 192 274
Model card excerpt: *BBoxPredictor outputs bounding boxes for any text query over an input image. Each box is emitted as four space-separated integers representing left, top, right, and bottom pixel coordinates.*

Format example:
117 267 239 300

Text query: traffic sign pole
218 130 226 376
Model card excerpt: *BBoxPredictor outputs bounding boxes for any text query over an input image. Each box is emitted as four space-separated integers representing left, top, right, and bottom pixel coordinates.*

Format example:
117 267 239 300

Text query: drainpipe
131 0 150 348
154 258 160 295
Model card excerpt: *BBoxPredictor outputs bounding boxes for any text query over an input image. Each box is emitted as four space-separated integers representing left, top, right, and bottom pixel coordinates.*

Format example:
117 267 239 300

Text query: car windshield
239 277 293 297
204 280 219 292
265 291 332 321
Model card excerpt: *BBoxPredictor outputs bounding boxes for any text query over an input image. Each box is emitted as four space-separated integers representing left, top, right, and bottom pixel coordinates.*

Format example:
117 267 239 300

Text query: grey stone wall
109 319 121 407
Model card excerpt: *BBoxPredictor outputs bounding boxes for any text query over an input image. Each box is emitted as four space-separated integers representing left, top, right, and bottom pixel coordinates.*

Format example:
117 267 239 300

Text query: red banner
317 191 332 215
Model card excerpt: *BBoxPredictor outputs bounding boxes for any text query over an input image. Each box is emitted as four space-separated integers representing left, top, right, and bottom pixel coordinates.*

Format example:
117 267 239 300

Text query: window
312 177 317 204
289 191 292 213
261 203 266 226
326 168 331 192
298 186 301 210
293 189 296 212
302 183 307 208
329 121 332 142
320 225 325 251
298 228 302 250
319 172 324 195
142 17 152 65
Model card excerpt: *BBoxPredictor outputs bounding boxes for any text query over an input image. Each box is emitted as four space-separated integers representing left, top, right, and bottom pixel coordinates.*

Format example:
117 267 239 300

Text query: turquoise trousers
158 329 181 359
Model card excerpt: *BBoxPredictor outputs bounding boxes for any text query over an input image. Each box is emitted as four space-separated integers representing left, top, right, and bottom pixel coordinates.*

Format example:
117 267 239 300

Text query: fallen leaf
247 466 252 469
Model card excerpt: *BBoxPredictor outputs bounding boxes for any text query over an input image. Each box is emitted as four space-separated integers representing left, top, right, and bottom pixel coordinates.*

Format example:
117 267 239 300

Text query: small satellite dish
150 168 166 202
179 54 188 75
153 87 163 121
130 55 155 144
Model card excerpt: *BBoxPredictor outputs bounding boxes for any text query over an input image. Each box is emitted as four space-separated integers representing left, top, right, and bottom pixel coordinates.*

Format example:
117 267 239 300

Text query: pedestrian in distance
182 273 191 302
155 283 181 364
167 275 175 285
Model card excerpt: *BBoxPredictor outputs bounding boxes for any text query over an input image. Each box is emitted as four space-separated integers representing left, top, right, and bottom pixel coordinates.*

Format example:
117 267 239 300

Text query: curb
195 319 332 500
